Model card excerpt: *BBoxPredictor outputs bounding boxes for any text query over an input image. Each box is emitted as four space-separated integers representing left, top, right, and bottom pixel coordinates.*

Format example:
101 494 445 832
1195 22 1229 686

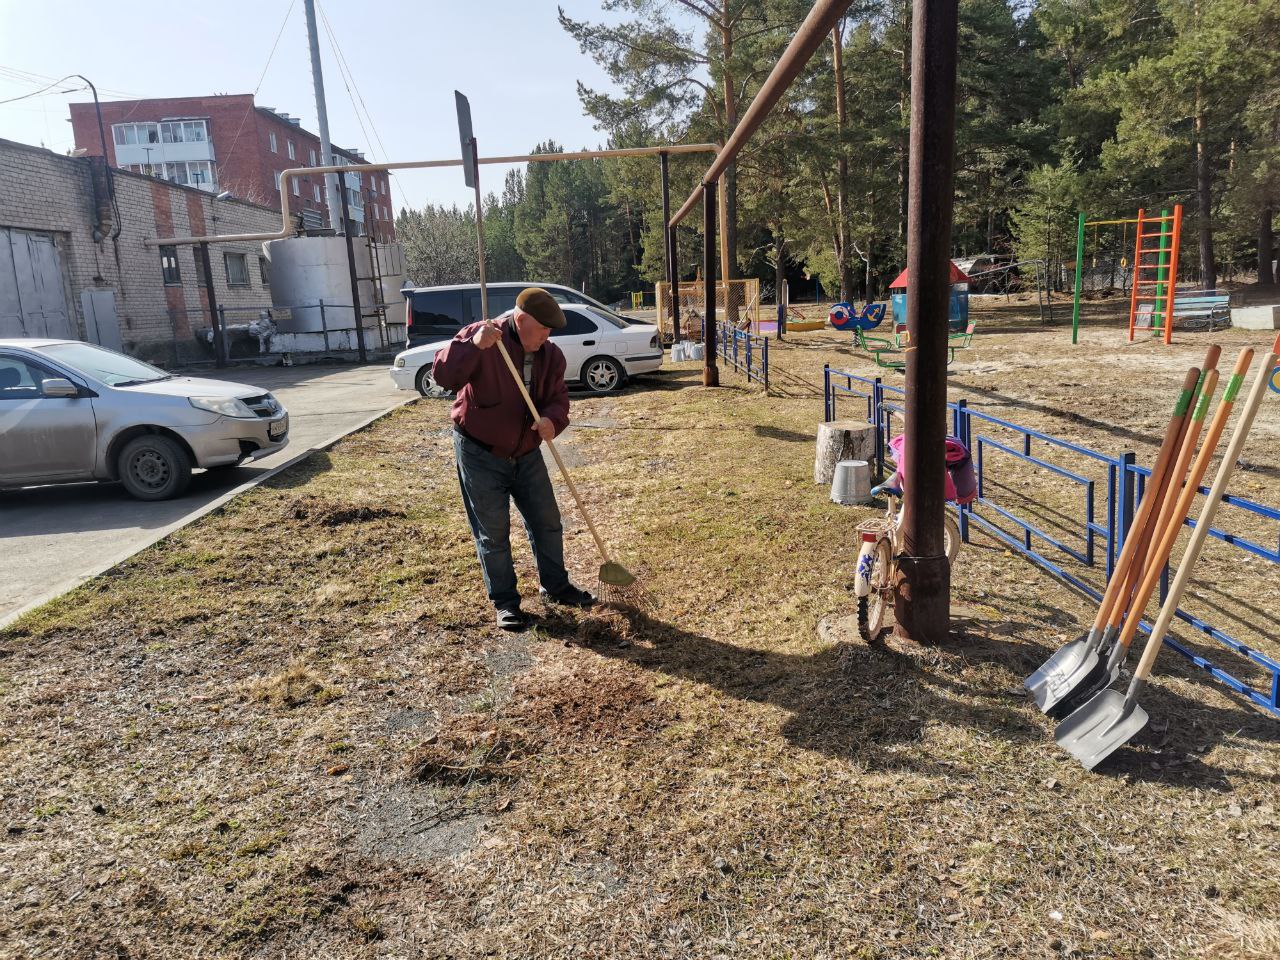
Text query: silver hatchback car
0 339 289 500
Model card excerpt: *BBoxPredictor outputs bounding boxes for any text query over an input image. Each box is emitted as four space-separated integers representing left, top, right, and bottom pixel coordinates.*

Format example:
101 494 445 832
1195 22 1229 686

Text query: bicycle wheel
857 539 894 642
944 513 961 565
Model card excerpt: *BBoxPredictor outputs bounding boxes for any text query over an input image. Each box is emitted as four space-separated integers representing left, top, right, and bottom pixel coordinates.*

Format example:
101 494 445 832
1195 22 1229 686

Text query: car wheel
117 434 192 501
582 356 625 394
415 365 449 399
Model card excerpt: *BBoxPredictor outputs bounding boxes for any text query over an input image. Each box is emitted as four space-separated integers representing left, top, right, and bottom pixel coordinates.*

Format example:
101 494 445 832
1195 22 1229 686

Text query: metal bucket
831 459 872 505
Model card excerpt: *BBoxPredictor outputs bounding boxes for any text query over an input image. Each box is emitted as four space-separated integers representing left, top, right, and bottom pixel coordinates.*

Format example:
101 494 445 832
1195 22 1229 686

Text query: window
259 257 271 287
158 120 208 143
287 139 296 160
224 252 250 287
113 122 160 146
274 171 282 192
313 184 321 202
409 290 466 338
552 308 599 338
309 148 317 166
159 245 181 285
0 355 52 401
381 178 387 196
40 343 169 387
291 178 300 197
268 131 277 153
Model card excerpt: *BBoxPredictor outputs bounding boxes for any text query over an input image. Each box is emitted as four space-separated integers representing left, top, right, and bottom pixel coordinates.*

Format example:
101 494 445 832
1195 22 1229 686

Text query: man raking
432 287 596 631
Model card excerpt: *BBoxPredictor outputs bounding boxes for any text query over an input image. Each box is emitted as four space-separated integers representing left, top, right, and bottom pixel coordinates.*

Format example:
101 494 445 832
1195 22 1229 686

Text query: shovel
1053 348 1254 715
1049 358 1228 716
1057 334 1280 770
1026 364 1203 712
455 91 637 599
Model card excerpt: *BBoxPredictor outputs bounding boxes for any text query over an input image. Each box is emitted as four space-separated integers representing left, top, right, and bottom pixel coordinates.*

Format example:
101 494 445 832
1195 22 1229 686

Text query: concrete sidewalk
0 363 414 627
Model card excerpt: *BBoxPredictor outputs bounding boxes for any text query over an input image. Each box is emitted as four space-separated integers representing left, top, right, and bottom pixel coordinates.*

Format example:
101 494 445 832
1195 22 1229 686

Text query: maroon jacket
432 314 570 459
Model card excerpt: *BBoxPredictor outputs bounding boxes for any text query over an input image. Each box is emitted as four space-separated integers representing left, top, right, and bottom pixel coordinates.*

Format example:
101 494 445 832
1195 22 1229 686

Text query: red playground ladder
1127 204 1184 344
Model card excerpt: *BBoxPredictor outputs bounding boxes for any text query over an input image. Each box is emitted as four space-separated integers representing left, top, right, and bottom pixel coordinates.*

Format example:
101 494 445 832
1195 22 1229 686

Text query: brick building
68 94 395 242
1 137 286 365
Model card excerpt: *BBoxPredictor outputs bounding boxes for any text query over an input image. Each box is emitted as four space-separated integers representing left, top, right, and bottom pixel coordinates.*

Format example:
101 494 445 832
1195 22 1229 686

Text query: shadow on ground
532 603 1278 789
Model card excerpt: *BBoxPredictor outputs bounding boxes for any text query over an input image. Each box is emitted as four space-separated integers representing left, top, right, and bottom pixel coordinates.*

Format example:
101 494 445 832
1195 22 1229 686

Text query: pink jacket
432 314 570 459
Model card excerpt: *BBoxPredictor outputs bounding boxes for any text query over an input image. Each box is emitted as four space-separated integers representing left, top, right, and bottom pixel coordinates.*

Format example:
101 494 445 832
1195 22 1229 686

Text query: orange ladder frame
1127 205 1184 344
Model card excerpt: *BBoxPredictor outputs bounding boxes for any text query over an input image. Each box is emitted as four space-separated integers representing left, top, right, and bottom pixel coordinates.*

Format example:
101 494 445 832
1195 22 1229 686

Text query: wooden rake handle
1092 365 1201 634
490 333 616 567
1132 334 1280 682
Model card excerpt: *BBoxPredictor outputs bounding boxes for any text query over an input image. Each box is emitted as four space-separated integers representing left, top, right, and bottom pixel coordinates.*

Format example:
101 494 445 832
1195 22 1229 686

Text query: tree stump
814 420 876 486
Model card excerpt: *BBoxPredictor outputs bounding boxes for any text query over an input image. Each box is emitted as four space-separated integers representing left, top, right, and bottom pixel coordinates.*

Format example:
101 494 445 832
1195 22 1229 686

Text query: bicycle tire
857 539 893 642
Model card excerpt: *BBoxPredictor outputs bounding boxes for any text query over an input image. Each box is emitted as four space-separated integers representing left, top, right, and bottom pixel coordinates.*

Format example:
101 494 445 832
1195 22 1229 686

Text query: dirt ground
1 298 1277 959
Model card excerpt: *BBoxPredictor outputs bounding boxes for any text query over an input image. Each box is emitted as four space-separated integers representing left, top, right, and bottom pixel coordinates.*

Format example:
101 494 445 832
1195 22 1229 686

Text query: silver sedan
0 338 289 500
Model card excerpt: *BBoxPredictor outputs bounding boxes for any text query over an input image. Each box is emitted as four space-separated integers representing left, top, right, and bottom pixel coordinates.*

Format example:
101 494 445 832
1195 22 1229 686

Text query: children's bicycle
853 436 974 642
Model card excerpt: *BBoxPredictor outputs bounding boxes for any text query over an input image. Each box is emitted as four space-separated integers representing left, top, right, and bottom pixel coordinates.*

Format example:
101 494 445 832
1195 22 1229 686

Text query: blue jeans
454 431 571 610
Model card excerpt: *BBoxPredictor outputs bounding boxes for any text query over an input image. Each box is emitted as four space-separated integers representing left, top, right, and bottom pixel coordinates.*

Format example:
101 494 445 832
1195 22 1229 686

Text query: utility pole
304 0 342 231
703 181 719 387
894 0 960 646
659 151 681 342
338 186 369 363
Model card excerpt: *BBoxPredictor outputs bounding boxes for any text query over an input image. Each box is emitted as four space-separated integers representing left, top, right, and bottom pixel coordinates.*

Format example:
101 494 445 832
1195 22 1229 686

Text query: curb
0 395 419 631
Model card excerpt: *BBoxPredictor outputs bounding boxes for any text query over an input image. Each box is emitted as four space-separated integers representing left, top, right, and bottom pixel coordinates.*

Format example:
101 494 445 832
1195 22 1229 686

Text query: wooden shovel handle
1092 366 1200 633
1132 335 1280 681
491 336 615 566
1115 346 1253 653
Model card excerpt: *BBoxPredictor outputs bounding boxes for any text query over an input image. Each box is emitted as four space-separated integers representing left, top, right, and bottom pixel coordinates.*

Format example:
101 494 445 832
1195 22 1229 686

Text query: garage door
0 228 73 340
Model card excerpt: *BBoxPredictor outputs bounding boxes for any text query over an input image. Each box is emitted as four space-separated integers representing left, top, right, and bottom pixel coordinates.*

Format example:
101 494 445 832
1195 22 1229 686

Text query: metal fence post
873 377 885 477
1116 450 1137 559
954 398 970 542
762 336 769 392
319 299 331 352
823 364 831 421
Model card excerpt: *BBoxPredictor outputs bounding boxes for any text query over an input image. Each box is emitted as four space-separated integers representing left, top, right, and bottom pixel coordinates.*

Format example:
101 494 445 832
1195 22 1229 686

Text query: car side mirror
41 378 80 398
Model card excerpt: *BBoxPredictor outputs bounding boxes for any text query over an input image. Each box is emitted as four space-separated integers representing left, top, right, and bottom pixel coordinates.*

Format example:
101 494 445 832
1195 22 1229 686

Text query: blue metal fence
717 321 769 390
822 363 1280 717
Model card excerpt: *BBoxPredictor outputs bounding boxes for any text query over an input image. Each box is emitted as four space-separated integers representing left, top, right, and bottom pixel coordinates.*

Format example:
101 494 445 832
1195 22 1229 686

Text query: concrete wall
1 137 283 365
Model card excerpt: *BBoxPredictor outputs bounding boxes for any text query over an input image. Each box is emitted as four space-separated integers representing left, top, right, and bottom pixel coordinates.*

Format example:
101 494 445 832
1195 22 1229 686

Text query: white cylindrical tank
262 236 380 334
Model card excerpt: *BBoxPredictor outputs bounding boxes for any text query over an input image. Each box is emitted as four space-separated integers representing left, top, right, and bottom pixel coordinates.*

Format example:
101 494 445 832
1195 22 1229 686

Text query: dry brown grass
1 312 1277 958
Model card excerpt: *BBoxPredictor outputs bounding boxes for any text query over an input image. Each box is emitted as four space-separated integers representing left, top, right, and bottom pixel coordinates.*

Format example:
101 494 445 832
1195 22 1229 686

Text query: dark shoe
539 584 596 609
495 606 530 631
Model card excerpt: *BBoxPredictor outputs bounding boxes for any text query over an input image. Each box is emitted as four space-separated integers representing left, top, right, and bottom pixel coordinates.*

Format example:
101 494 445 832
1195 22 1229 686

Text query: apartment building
68 94 395 241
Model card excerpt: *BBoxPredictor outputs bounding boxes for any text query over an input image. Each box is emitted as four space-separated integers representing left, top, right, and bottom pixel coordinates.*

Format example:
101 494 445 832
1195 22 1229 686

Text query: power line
0 75 86 106
316 0 412 213
219 0 298 190
0 64 138 99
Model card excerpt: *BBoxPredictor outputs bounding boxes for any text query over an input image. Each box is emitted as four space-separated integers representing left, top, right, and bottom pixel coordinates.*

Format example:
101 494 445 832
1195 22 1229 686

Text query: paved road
0 363 408 626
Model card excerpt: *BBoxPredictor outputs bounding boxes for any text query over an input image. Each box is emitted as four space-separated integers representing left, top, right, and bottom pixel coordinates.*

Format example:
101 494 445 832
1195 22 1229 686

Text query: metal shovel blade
1054 689 1149 771
1046 657 1123 720
1030 645 1106 715
1025 632 1093 700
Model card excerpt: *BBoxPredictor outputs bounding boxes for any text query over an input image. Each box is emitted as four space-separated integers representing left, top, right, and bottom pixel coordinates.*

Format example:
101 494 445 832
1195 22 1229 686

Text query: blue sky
0 0 643 212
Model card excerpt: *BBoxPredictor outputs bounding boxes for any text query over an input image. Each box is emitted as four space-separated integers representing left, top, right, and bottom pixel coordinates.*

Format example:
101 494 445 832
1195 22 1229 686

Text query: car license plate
269 415 288 440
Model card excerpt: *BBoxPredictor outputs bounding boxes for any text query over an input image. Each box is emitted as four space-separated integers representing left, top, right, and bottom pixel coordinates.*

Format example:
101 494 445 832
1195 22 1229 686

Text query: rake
455 89 640 606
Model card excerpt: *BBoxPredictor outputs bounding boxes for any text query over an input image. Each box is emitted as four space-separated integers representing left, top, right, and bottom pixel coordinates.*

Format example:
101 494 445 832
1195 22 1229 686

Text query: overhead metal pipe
144 143 719 247
668 0 852 228
893 0 961 646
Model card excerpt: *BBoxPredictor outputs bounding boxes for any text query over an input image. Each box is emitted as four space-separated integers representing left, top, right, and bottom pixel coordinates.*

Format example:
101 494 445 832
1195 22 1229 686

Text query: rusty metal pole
703 181 720 386
197 242 226 369
894 0 959 646
660 151 681 342
338 183 369 363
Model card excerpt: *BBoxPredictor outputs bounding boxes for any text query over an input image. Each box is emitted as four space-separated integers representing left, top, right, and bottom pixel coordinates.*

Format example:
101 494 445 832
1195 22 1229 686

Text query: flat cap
515 287 566 329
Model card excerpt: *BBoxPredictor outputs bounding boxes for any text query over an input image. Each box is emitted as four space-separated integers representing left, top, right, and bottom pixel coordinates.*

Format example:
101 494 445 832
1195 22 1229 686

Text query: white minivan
391 283 662 396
